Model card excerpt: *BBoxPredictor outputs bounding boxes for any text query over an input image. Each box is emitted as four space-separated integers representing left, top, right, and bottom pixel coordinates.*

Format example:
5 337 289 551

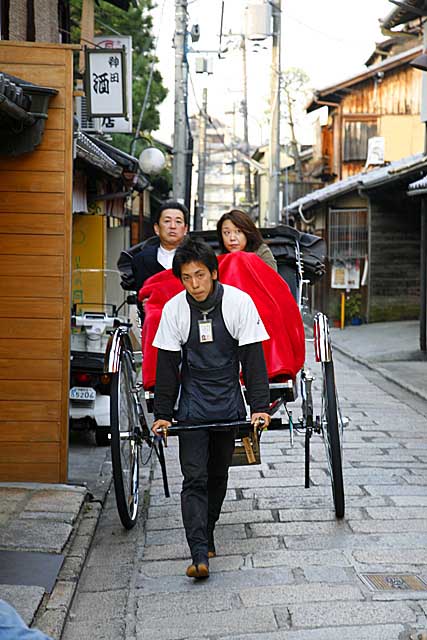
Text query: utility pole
78 0 94 81
173 0 188 202
420 24 427 351
194 87 207 230
267 0 281 226
241 35 252 205
231 103 237 207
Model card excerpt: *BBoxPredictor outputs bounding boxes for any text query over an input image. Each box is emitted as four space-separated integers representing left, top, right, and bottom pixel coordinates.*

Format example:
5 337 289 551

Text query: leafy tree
281 67 311 180
70 0 167 150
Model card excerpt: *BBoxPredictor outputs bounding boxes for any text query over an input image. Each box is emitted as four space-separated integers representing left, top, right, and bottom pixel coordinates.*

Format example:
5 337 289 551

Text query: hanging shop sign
85 47 127 118
94 36 132 133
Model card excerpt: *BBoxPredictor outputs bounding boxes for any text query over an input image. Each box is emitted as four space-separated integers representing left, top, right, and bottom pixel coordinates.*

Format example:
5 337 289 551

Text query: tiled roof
0 73 31 111
287 153 427 213
307 46 422 112
407 173 427 194
381 0 426 30
0 71 57 126
89 135 139 172
76 131 122 178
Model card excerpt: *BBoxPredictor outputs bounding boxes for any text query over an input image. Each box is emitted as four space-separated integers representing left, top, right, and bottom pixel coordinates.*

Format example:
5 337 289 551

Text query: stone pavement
0 438 112 638
330 320 427 401
1 319 426 639
132 347 427 640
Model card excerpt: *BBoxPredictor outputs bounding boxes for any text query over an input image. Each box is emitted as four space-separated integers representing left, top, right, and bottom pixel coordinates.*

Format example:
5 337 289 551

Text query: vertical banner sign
85 47 127 117
94 36 133 133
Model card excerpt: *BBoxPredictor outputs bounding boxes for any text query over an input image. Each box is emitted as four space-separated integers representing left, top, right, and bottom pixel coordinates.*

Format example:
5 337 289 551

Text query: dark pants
178 428 235 562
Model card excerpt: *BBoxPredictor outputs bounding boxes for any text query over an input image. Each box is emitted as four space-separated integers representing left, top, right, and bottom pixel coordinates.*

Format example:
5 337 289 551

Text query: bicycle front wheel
322 359 345 519
110 347 140 529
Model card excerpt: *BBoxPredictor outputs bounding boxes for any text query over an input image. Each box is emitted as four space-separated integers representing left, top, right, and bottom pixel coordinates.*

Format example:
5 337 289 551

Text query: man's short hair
154 200 189 226
172 237 218 279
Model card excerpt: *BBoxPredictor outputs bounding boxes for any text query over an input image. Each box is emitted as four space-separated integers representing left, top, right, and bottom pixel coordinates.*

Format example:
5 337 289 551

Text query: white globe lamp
138 146 166 175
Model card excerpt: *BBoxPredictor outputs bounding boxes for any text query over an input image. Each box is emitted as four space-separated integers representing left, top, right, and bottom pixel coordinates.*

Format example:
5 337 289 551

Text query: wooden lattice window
328 208 368 260
343 121 377 162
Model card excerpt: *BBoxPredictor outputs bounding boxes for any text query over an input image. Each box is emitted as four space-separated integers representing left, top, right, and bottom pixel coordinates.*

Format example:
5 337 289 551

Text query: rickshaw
105 225 345 530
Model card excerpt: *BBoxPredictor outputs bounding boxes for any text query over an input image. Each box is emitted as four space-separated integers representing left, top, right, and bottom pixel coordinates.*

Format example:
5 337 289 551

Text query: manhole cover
398 630 427 640
360 573 427 591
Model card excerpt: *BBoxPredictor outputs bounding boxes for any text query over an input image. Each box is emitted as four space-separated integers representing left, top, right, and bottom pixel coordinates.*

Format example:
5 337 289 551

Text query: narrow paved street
63 349 427 639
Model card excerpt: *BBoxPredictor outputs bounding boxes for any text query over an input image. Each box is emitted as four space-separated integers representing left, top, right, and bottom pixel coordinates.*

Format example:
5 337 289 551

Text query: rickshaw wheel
322 359 345 519
110 350 140 529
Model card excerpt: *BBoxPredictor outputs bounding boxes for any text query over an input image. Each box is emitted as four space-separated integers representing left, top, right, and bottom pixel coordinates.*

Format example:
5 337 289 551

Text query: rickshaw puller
152 237 271 579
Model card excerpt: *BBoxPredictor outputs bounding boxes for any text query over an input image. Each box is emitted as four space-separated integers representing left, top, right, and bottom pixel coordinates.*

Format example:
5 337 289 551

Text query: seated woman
217 209 278 271
139 250 305 390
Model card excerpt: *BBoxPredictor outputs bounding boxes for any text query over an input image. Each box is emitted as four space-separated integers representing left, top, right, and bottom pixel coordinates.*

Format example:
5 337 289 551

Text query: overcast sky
150 0 394 146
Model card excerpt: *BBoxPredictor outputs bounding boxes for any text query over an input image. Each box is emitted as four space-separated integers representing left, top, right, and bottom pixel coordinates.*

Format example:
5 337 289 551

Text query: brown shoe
208 550 216 559
186 562 209 579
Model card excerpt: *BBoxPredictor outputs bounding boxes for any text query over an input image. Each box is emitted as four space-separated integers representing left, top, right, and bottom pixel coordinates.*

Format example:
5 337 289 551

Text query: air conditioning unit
75 95 102 133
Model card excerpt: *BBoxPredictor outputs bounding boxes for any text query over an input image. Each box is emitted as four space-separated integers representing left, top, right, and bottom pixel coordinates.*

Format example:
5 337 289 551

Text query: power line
130 0 169 155
188 69 264 177
285 12 375 45
188 70 234 158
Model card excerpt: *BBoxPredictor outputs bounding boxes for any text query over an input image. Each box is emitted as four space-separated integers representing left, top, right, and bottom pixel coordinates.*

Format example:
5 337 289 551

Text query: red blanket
139 252 305 389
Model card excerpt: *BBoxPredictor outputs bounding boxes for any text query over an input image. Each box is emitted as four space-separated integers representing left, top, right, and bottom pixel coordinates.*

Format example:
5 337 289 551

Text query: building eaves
361 152 427 189
307 45 422 112
381 0 427 29
286 174 362 213
76 131 122 178
364 36 407 67
407 173 427 195
287 153 427 213
88 135 139 172
0 71 58 155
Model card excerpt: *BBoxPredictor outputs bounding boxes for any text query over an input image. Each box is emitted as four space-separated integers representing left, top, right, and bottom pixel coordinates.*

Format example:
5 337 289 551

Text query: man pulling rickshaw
151 237 271 579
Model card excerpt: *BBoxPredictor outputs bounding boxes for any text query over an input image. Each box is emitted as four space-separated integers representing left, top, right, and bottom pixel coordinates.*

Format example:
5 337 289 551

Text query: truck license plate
70 387 96 401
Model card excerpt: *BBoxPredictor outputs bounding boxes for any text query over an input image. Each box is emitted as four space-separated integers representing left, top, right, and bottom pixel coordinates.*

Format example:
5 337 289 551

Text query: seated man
151 237 271 580
117 200 189 292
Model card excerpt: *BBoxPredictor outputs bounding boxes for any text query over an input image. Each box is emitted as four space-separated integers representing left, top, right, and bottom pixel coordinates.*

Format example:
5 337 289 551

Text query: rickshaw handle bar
157 417 290 437
161 420 253 435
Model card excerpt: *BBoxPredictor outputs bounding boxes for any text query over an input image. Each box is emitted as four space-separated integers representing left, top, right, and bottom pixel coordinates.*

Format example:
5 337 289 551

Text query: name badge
198 319 213 343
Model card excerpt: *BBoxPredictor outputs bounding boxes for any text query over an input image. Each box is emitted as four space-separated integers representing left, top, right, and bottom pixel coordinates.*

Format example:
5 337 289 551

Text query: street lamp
138 147 166 175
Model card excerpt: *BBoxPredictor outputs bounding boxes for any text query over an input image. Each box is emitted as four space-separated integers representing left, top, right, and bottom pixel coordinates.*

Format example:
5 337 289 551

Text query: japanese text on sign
94 36 133 133
86 48 127 117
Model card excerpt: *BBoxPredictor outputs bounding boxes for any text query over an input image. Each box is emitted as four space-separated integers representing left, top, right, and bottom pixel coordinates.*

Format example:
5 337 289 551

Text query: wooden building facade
308 46 425 182
286 42 427 327
0 41 74 482
287 155 426 324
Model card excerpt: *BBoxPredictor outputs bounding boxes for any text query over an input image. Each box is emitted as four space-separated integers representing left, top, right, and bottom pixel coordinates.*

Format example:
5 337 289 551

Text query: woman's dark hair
172 237 218 279
216 209 264 253
154 200 189 226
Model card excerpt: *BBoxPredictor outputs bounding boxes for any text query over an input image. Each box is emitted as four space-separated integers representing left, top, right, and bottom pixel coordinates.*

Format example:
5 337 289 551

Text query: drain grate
360 573 427 592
